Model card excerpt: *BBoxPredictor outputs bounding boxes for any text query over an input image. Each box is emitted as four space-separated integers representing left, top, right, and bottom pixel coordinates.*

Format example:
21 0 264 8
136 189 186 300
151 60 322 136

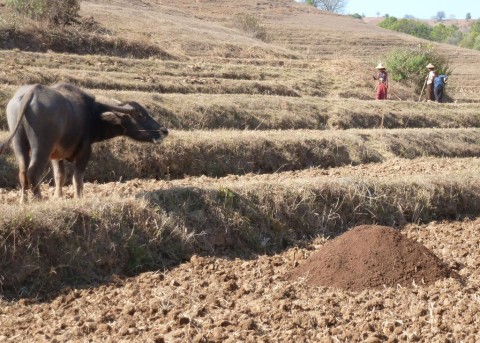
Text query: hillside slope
81 0 480 102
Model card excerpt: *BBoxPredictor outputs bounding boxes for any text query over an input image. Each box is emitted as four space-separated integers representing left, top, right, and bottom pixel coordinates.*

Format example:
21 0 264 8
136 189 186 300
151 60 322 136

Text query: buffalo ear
100 111 124 125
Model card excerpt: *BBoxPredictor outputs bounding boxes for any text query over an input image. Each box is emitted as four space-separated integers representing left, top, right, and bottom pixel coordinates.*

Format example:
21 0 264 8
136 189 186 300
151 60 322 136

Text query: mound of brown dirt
290 225 457 291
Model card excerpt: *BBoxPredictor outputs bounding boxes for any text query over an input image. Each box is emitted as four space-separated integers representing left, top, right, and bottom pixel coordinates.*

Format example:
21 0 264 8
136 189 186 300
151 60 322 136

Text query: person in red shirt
376 77 387 100
374 63 388 99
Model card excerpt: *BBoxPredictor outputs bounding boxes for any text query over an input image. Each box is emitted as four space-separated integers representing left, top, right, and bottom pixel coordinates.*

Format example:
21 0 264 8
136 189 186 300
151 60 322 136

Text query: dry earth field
0 0 480 342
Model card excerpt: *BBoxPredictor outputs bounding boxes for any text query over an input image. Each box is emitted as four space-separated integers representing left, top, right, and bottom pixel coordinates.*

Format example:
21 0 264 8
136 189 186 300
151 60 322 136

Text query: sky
344 0 480 19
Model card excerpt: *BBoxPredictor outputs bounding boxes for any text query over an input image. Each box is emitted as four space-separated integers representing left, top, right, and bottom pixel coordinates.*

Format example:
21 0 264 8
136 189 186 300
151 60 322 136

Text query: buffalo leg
27 151 50 201
16 152 30 204
72 170 85 199
11 133 30 204
52 160 66 198
18 160 29 204
72 146 91 198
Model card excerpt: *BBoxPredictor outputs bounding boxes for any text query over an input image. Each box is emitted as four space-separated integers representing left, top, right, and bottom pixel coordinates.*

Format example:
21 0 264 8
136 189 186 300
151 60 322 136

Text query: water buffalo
0 83 169 203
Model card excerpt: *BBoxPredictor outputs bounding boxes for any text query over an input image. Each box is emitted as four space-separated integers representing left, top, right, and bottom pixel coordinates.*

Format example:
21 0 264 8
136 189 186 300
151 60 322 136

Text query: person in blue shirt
433 74 448 102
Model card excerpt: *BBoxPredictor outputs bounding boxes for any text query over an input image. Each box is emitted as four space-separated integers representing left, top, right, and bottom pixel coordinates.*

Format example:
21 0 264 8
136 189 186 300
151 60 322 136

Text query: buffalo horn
99 101 136 115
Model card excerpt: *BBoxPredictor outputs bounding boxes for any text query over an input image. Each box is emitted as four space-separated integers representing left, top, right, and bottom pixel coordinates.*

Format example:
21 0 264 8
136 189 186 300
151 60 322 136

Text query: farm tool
389 89 402 101
418 78 428 102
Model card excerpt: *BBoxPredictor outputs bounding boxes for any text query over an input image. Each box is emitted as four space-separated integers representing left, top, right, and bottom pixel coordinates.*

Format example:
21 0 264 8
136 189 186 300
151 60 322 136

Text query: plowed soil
0 219 478 342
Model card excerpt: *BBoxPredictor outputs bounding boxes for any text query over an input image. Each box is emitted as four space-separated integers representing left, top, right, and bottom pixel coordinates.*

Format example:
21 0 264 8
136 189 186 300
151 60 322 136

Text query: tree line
379 16 480 50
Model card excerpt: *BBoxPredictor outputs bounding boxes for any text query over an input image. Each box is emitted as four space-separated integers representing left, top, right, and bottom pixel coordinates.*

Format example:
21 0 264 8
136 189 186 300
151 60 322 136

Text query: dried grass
0 197 188 295
1 128 480 188
0 7 174 59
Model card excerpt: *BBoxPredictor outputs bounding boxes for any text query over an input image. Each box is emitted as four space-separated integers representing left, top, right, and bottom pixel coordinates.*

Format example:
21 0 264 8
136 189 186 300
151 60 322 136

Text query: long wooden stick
389 89 402 101
418 78 427 102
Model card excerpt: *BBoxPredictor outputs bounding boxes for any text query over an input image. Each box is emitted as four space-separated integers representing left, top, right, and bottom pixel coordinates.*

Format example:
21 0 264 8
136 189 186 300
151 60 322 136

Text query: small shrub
349 13 363 20
233 13 269 42
6 0 81 25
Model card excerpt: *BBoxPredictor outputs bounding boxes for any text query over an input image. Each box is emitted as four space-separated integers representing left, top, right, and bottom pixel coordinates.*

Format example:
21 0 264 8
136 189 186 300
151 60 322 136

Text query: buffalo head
99 101 169 143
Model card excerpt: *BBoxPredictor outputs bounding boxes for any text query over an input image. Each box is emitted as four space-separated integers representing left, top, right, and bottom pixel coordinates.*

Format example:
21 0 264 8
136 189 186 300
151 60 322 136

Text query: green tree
394 19 432 39
430 23 449 42
378 16 398 29
431 23 461 43
383 43 452 92
459 32 478 49
470 19 480 34
473 35 480 50
444 30 464 45
459 20 480 48
378 16 465 47
378 17 432 40
466 13 472 21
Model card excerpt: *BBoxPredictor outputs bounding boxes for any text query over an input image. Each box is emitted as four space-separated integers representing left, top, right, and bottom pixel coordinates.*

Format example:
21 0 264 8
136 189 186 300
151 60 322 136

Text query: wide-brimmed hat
376 63 386 69
426 63 435 69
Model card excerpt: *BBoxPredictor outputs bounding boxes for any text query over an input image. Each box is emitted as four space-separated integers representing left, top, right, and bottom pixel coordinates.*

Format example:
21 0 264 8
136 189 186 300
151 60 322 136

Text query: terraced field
0 0 479 341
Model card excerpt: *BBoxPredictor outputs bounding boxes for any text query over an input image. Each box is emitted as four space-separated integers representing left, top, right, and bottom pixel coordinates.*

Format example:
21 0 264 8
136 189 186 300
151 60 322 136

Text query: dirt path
0 219 478 342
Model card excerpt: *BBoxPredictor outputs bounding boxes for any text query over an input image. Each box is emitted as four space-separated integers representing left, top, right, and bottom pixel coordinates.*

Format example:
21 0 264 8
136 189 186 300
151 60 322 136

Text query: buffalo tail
0 87 36 155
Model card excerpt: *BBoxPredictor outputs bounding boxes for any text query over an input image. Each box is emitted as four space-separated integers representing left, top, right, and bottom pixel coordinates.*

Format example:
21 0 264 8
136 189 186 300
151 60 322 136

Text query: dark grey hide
0 83 168 203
